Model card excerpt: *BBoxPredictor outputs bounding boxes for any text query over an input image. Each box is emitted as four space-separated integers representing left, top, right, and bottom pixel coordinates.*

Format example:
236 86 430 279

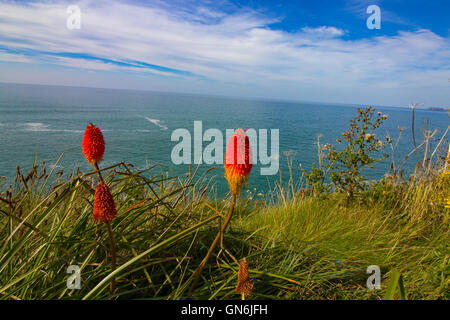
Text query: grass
236 183 448 299
0 114 448 300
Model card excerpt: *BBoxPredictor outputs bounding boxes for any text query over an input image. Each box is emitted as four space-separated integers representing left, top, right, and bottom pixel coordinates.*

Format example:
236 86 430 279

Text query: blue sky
0 0 449 107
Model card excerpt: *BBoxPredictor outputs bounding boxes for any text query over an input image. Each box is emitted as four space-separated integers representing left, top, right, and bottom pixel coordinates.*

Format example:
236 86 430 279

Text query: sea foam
141 116 168 130
24 123 83 133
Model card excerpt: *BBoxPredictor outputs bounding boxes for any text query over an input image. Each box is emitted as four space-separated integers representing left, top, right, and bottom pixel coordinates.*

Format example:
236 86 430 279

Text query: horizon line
0 81 428 111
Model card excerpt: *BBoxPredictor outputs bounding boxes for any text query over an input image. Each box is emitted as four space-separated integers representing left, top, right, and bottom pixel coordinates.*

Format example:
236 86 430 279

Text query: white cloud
0 0 448 106
301 26 346 37
0 50 32 63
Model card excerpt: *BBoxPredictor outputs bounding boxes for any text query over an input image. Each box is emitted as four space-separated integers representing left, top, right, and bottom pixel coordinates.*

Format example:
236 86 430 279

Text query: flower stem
106 221 117 295
94 162 104 183
93 161 116 295
188 194 236 295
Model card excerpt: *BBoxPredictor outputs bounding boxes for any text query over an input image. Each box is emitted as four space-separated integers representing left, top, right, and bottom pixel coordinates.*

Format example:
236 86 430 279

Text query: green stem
188 194 236 295
94 161 116 295
94 162 104 184
8 187 13 278
106 222 117 295
411 106 422 169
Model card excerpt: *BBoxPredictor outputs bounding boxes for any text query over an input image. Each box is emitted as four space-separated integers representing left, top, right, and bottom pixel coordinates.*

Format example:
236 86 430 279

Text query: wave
24 122 83 133
141 116 168 130
24 123 49 131
117 129 151 133
49 164 63 170
19 122 154 133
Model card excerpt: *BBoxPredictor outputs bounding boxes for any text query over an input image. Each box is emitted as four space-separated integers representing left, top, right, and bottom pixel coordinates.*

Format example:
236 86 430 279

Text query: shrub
325 106 393 200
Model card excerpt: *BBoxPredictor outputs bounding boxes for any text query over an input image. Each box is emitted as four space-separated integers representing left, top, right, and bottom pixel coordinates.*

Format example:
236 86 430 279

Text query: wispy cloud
301 26 346 37
0 0 449 106
0 50 32 63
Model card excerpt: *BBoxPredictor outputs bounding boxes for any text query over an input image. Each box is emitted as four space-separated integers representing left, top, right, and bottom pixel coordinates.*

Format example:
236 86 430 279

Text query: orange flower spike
82 123 105 164
93 183 117 224
224 128 252 195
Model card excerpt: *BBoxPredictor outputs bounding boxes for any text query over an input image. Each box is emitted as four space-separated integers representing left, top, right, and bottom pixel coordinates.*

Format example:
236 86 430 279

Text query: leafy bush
325 106 392 200
302 163 330 197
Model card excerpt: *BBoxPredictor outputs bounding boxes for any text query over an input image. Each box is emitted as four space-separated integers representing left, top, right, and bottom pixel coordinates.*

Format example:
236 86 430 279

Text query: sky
0 0 449 107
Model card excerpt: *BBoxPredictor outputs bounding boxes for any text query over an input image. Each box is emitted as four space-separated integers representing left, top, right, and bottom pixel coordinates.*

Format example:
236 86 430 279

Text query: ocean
0 83 448 196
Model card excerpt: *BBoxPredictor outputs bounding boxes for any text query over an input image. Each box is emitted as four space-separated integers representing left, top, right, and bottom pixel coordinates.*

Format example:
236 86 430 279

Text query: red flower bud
224 129 252 195
82 123 105 164
93 183 117 224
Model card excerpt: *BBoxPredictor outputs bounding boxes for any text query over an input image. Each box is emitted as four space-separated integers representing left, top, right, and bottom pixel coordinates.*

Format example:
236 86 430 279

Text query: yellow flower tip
225 168 250 196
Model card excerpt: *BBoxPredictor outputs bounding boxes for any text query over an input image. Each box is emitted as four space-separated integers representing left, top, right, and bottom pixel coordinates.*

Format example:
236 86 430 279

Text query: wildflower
82 123 105 164
224 129 252 195
382 115 387 120
236 258 253 298
365 133 375 141
93 183 117 224
191 130 252 294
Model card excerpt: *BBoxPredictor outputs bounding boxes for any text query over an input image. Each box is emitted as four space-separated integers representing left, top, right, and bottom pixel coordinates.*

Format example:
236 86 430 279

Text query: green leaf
383 270 407 300
82 214 219 300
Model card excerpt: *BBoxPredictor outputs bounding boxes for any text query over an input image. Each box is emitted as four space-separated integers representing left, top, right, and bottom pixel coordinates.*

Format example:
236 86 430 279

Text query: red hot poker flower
224 128 252 195
93 183 117 224
82 123 105 164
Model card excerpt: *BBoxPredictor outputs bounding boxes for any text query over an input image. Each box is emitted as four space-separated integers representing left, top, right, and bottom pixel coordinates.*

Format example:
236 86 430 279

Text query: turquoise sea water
0 83 448 196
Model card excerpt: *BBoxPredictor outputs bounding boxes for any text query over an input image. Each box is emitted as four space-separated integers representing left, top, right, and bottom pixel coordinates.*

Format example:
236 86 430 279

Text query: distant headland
427 107 449 112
